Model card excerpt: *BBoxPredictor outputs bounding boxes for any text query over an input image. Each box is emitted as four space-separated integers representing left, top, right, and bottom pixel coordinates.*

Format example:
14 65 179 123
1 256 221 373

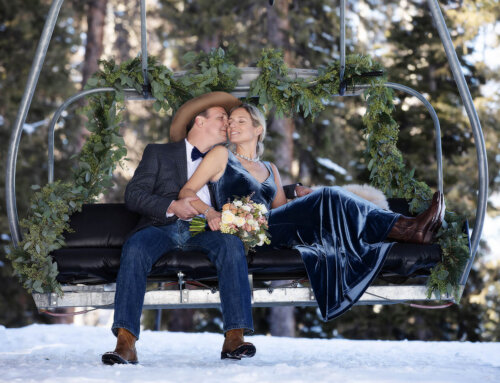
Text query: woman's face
228 108 262 145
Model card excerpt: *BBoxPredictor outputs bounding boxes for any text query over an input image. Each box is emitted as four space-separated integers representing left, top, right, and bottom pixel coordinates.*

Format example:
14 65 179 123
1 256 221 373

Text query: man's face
199 106 229 144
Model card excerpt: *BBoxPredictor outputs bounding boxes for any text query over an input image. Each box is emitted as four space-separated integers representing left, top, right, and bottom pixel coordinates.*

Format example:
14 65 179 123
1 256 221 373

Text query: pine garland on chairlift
6 48 469 300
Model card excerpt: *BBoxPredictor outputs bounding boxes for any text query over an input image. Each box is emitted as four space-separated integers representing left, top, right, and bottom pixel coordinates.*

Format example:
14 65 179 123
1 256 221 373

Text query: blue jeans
112 220 253 339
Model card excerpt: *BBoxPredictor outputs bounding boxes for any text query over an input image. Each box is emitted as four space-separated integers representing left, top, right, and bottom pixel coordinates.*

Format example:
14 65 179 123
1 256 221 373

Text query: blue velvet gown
212 150 401 321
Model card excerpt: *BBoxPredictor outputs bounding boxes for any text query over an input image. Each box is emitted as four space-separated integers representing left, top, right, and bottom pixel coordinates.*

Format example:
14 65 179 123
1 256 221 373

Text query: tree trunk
268 116 294 183
266 0 296 338
81 0 108 87
112 0 132 61
77 0 108 152
197 34 220 53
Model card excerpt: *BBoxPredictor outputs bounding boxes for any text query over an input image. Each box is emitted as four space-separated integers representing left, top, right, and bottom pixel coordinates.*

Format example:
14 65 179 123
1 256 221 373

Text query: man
102 92 258 365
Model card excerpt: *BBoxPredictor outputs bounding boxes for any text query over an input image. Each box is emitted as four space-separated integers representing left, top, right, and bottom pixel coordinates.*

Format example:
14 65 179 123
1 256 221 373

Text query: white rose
234 216 246 227
257 233 267 246
247 219 257 228
221 210 235 224
242 205 251 212
258 204 268 214
233 200 243 207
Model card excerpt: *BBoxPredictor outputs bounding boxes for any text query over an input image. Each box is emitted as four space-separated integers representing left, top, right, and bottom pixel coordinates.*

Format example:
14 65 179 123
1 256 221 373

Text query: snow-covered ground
1 324 499 383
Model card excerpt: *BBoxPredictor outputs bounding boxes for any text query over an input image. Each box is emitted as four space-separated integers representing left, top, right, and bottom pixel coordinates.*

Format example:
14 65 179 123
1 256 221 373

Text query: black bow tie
191 146 207 161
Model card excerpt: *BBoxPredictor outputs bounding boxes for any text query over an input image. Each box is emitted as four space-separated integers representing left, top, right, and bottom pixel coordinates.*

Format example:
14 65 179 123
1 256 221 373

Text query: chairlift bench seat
34 198 458 310
50 200 443 288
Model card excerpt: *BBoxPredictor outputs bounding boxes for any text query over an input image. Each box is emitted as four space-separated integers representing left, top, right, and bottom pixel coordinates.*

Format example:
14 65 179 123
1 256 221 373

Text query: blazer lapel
171 140 217 208
172 140 188 185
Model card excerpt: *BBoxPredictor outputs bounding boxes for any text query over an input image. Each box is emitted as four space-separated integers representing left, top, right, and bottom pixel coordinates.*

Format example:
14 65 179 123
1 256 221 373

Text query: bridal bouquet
190 195 271 252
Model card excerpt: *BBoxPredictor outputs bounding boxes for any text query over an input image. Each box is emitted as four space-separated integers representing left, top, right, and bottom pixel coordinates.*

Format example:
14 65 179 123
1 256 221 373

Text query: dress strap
264 161 274 179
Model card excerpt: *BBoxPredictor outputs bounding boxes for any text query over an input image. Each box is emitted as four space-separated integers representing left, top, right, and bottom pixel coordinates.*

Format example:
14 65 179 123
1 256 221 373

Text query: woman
179 103 445 320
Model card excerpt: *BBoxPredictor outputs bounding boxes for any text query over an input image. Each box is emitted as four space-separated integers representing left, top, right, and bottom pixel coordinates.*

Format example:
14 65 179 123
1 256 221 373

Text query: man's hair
186 109 210 134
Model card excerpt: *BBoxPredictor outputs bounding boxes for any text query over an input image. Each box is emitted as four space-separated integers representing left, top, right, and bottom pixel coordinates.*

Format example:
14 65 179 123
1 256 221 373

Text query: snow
316 157 348 175
1 324 500 383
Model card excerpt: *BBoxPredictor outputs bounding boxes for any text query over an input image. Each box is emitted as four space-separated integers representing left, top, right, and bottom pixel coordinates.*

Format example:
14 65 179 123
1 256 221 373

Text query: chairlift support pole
140 0 149 97
5 0 65 246
339 0 346 95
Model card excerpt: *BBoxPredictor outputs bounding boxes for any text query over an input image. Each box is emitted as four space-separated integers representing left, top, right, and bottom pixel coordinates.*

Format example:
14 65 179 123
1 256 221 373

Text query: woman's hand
205 208 222 231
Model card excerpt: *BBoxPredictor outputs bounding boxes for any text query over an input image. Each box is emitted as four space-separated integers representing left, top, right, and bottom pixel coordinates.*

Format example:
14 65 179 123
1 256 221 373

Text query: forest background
1 0 500 341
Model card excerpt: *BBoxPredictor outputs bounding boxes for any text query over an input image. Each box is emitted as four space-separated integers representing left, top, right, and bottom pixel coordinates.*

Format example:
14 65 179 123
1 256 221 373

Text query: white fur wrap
341 184 389 210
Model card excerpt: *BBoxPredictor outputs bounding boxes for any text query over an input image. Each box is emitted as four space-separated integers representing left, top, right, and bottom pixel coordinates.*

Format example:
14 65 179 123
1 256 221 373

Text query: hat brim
169 92 242 142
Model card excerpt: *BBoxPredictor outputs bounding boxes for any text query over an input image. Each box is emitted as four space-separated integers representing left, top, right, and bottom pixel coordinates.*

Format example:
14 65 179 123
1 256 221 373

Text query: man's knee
208 233 245 262
219 234 245 253
122 237 142 256
121 238 148 270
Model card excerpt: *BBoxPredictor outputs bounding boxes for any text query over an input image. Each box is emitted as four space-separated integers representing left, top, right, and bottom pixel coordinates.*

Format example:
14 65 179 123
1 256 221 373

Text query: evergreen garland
7 48 469 300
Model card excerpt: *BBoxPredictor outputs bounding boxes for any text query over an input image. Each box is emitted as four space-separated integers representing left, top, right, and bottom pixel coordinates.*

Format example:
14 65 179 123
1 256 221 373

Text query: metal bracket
177 271 187 303
248 274 254 303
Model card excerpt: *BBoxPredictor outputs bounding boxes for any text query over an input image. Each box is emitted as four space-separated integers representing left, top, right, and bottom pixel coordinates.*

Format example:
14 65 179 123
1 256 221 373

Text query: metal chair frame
5 0 486 310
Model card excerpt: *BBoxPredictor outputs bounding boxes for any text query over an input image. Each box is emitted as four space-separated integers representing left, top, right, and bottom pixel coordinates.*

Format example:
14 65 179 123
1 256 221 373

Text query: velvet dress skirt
266 187 400 320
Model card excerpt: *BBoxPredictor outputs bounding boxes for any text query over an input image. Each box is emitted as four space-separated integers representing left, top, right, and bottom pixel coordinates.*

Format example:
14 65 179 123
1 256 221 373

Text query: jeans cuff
224 323 254 335
112 322 140 340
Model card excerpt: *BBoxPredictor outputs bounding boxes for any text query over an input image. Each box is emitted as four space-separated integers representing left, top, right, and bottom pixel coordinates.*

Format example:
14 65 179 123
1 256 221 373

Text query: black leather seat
52 201 442 285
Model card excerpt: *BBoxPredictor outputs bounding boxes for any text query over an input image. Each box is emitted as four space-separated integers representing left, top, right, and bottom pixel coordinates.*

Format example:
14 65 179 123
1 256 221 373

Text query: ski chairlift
5 0 487 314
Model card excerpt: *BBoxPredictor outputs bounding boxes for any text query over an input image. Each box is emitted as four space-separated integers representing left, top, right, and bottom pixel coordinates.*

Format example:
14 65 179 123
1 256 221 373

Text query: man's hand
168 197 200 220
296 185 313 197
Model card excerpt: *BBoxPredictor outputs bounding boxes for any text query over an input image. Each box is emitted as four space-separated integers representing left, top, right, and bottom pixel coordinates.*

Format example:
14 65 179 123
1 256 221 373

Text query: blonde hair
230 104 267 156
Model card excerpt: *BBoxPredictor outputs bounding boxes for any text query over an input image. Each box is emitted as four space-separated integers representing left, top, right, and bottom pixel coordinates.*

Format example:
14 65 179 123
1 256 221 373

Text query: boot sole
102 352 138 365
419 192 445 244
221 344 256 360
427 192 445 239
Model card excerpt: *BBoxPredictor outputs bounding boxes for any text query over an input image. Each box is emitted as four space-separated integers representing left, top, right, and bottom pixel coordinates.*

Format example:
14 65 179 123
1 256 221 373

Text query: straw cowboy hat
169 91 242 142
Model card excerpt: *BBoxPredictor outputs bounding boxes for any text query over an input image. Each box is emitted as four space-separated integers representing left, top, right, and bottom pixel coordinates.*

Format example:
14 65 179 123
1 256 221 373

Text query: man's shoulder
145 141 182 150
143 141 184 156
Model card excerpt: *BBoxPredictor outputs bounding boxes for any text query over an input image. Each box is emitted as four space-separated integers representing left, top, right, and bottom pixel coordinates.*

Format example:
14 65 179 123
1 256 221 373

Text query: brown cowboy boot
387 191 445 245
102 328 139 365
221 329 256 360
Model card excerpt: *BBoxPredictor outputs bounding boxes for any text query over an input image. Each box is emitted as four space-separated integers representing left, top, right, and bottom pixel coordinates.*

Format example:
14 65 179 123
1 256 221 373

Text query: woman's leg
267 187 400 247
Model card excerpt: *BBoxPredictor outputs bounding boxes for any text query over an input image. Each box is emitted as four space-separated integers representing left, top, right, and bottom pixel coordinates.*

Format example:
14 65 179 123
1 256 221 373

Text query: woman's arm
270 163 288 209
179 145 229 230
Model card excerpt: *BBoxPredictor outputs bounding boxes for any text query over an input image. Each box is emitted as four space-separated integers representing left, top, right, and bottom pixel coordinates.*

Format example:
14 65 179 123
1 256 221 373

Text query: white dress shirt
166 139 212 218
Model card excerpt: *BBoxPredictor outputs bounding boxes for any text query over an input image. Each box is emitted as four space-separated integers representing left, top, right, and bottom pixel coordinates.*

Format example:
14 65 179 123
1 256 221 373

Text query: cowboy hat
169 91 242 142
